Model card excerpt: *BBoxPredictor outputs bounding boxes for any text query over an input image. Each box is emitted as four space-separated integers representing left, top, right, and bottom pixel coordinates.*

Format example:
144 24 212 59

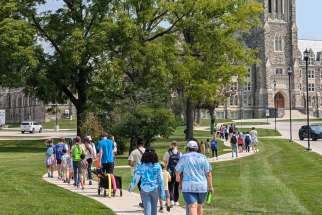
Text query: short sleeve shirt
128 147 145 175
97 138 114 163
175 152 212 193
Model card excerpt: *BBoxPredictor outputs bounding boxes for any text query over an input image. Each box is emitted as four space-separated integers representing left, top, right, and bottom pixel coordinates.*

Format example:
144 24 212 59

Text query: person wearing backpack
230 132 238 158
237 132 244 153
71 136 84 187
210 133 218 159
163 141 181 207
244 132 251 153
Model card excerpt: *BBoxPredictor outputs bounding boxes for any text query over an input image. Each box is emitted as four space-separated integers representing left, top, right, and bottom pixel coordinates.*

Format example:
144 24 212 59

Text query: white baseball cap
86 136 92 141
187 140 199 149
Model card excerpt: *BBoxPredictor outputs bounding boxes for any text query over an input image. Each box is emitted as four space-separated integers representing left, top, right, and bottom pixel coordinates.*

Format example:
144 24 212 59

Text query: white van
20 121 43 134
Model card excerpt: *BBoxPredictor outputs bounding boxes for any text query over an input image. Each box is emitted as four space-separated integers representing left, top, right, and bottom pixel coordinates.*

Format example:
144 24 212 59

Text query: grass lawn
207 138 322 214
0 140 114 215
43 119 77 129
239 128 281 137
198 119 270 127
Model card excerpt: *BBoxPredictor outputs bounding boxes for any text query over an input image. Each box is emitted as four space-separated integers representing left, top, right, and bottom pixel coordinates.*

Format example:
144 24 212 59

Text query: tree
3 0 186 136
170 0 262 140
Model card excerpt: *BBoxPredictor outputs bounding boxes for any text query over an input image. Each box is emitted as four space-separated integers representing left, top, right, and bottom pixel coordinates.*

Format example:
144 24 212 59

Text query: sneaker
139 203 144 208
174 202 180 206
89 180 92 185
47 172 50 178
166 205 171 212
159 206 163 212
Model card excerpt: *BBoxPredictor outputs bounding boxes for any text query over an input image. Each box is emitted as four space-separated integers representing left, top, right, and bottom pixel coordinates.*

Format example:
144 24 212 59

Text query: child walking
80 154 88 190
159 163 171 212
61 148 72 183
45 139 54 178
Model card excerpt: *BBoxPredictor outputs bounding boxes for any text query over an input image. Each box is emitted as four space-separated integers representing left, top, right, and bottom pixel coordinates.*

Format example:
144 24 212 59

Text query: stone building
0 88 74 124
212 0 322 119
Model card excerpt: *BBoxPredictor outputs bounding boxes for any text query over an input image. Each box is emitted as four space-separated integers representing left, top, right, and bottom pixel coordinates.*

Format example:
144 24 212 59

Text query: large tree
170 0 262 140
5 0 185 135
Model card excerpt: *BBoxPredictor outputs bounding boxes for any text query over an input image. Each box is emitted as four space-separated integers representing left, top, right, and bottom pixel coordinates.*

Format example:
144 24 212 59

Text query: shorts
56 159 62 165
102 162 114 174
182 192 207 205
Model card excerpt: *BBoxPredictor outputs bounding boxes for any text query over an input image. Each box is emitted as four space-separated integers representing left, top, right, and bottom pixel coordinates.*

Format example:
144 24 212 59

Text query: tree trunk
185 97 194 140
209 107 216 134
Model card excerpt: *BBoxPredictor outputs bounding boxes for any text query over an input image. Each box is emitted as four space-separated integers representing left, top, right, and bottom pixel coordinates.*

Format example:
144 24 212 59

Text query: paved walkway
43 147 256 215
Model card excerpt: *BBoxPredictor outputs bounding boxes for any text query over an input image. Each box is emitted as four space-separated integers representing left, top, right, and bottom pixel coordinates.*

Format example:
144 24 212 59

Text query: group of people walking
128 139 213 215
45 132 117 189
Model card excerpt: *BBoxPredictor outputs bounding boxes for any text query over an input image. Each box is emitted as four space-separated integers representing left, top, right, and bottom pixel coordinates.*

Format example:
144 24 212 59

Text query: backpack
245 135 251 144
238 136 244 145
231 135 237 145
72 144 83 160
210 140 217 150
167 151 180 175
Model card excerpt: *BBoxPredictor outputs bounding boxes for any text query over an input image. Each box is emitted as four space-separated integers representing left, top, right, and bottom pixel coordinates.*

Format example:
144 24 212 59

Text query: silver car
20 121 43 134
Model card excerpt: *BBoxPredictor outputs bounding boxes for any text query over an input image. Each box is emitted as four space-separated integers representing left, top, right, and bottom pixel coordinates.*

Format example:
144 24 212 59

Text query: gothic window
274 34 284 52
275 68 283 75
244 82 251 91
230 96 234 106
268 0 272 13
308 83 315 92
248 95 252 106
275 0 279 13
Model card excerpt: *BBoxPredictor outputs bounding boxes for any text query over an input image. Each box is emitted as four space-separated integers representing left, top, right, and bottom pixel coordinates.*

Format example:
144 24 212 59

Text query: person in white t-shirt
128 139 145 208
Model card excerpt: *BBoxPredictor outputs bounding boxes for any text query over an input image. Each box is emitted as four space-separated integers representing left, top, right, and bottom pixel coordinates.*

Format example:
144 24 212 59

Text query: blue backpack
168 151 181 175
245 135 251 144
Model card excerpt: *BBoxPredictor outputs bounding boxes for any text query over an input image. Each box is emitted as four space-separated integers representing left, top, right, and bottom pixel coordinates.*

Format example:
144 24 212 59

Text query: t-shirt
46 146 54 157
97 138 114 164
175 152 212 193
128 147 145 175
210 139 217 149
163 170 171 191
54 143 66 160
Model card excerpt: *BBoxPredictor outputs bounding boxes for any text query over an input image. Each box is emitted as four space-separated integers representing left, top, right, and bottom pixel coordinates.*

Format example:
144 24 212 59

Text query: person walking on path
54 137 67 179
237 132 244 153
230 132 238 158
244 132 251 153
159 163 171 212
128 139 146 208
84 137 95 185
129 148 166 215
71 136 84 187
205 139 210 155
175 140 213 215
97 132 115 174
163 141 181 207
250 127 258 152
80 154 88 190
45 139 54 178
199 141 206 155
210 133 218 159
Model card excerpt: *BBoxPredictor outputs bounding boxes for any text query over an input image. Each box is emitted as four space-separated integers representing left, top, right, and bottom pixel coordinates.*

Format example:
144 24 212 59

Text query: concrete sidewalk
43 172 186 215
43 148 256 215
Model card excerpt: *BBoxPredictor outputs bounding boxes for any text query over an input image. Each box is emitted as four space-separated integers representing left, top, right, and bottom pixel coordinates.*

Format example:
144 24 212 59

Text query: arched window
274 34 284 52
268 0 272 13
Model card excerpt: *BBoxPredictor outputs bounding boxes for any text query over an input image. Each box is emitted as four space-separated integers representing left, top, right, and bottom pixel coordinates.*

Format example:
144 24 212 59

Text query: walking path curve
43 147 257 215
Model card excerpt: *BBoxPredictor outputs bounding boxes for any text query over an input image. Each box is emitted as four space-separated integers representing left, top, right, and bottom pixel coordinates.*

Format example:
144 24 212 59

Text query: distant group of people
45 132 117 189
217 124 259 158
128 139 213 215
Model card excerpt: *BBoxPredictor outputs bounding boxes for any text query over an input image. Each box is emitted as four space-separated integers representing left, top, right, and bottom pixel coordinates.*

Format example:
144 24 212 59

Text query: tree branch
143 14 184 42
31 14 62 56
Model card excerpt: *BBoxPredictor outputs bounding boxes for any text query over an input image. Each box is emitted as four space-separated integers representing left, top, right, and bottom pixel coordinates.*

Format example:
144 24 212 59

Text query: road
255 120 322 155
0 129 76 140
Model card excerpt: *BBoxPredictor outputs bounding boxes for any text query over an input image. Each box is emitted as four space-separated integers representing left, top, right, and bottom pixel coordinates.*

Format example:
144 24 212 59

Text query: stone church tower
247 0 299 118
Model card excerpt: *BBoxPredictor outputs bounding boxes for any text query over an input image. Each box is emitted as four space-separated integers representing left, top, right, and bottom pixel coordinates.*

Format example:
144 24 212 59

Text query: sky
40 0 322 40
297 0 322 40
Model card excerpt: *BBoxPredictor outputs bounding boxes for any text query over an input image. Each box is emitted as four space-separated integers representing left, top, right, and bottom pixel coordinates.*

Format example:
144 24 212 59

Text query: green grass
43 119 77 129
198 119 270 127
207 138 322 214
0 140 114 215
239 128 281 137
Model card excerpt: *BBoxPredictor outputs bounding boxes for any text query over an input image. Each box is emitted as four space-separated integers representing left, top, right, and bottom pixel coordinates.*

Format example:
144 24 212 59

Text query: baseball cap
187 140 199 149
86 136 92 141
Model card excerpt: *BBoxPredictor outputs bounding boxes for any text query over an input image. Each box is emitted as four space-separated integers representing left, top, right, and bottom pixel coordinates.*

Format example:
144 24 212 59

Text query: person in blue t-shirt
175 140 213 215
54 137 67 179
210 133 218 159
97 132 115 174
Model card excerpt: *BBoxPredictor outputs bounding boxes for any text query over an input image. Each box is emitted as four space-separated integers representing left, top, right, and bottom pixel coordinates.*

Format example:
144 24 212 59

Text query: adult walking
176 140 213 215
84 137 95 185
129 148 165 215
231 132 238 158
54 137 67 179
163 142 181 207
128 139 146 208
250 127 258 152
97 132 115 174
71 136 84 187
210 133 218 159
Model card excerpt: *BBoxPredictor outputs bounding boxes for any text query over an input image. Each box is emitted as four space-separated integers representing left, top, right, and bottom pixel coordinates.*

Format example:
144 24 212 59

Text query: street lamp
273 78 277 131
288 67 293 142
304 49 311 151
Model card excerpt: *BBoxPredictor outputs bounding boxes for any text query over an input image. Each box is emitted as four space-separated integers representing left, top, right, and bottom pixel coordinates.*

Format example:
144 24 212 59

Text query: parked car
299 124 322 141
20 121 43 134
